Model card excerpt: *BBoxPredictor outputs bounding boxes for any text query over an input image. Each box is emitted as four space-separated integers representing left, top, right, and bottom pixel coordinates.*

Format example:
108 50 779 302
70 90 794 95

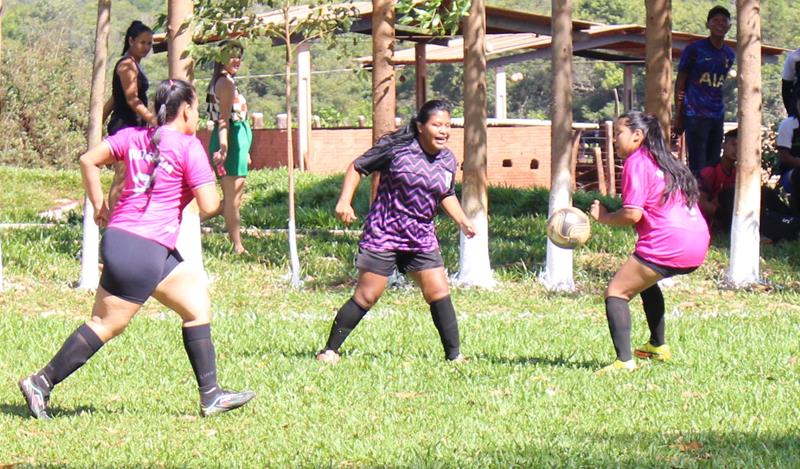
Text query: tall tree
168 0 208 284
370 0 395 200
78 0 111 290
193 0 357 287
542 0 575 291
727 0 762 286
644 0 672 138
456 0 495 287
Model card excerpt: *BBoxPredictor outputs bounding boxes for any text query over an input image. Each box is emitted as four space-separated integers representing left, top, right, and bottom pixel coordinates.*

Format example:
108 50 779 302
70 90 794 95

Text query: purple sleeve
621 156 647 209
184 137 215 189
677 42 696 74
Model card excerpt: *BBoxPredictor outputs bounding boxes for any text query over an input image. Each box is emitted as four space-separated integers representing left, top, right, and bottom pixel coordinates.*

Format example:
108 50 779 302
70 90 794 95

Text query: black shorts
633 253 698 278
356 247 444 277
99 228 183 304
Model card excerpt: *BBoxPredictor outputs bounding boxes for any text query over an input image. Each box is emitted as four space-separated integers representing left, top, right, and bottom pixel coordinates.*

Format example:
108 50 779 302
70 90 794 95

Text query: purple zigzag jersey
354 138 456 252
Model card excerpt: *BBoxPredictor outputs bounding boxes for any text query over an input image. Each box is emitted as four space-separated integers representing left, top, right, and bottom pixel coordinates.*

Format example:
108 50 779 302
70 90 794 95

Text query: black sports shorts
356 247 444 277
633 253 698 278
99 228 183 304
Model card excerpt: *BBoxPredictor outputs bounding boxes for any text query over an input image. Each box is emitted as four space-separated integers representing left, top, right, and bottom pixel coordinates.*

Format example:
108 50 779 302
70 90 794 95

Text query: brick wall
197 124 555 188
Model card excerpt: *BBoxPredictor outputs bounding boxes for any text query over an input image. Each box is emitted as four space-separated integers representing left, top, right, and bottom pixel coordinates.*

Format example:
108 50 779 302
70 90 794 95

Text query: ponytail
618 111 699 208
154 79 196 126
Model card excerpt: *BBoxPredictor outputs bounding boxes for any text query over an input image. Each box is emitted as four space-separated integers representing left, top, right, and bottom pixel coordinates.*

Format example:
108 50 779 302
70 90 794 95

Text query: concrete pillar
495 66 507 119
297 42 312 171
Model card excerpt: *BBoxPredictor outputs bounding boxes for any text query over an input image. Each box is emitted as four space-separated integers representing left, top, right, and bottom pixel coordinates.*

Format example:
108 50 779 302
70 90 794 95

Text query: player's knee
353 291 380 309
423 287 449 304
88 315 129 340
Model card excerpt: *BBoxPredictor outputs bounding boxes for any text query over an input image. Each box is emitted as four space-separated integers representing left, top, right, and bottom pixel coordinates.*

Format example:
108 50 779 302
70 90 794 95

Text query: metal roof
357 24 789 67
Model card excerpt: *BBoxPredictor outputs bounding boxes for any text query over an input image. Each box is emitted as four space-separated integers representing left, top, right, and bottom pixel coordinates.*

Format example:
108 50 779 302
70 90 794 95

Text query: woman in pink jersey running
590 111 710 374
18 80 255 419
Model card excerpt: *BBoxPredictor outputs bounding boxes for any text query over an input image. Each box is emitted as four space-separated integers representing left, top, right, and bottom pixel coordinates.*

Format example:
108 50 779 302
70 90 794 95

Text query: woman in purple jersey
316 100 476 364
590 111 709 375
18 80 254 419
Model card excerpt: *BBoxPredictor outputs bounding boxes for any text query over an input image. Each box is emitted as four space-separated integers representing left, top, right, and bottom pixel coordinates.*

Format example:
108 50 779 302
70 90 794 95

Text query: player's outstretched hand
335 201 357 225
460 220 477 238
589 199 606 223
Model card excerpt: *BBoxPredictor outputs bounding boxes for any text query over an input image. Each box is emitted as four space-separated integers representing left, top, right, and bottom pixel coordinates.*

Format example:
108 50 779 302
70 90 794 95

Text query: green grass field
1 166 799 467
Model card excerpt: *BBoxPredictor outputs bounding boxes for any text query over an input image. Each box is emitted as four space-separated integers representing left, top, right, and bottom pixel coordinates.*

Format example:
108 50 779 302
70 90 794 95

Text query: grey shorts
356 247 444 277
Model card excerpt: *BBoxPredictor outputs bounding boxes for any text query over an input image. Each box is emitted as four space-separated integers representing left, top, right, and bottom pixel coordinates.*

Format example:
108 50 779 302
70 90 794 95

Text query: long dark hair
369 99 452 155
618 111 699 207
122 20 153 56
154 79 196 126
209 41 245 91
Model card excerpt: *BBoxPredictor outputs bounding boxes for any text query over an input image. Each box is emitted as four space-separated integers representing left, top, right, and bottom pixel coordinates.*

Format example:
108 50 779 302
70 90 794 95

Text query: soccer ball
547 206 591 249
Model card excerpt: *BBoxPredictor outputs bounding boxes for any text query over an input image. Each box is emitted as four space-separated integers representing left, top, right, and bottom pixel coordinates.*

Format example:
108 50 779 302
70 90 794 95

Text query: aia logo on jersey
699 72 726 88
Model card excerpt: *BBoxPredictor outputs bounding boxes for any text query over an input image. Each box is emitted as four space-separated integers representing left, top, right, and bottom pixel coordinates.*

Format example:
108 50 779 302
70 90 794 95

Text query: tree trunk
168 0 194 80
285 11 301 288
727 0 762 286
168 0 205 284
455 0 494 288
370 0 395 200
542 0 574 291
644 0 672 138
79 0 111 290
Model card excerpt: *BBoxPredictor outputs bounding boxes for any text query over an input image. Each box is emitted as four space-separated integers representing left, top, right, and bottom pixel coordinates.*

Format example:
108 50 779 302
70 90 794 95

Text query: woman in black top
103 21 156 135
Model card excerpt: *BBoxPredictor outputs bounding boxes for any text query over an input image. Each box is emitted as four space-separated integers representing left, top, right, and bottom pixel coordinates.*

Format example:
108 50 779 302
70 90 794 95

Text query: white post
175 202 208 284
622 64 633 113
297 42 312 172
495 66 507 119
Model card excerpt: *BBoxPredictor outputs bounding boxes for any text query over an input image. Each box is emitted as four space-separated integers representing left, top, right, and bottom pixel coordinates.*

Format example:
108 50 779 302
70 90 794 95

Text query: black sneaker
201 389 256 417
18 375 52 420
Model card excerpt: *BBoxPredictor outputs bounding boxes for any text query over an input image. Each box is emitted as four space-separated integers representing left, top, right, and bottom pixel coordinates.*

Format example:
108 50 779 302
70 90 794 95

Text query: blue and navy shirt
678 38 735 120
353 138 457 252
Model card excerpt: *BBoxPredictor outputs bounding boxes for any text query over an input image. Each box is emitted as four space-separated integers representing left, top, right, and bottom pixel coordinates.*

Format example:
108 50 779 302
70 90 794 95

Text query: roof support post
495 66 507 119
414 42 427 110
644 0 672 138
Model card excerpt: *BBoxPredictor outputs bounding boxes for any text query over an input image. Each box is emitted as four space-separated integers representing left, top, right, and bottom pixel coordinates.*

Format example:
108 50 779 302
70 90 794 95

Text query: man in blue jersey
673 6 736 175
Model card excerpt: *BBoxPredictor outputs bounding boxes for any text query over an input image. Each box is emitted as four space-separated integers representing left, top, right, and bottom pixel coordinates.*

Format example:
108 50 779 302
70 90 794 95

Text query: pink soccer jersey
621 147 710 268
104 127 215 249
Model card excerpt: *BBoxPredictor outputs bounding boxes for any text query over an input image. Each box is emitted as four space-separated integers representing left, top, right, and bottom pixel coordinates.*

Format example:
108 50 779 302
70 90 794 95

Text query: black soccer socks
605 297 632 362
39 323 105 389
324 298 369 353
182 323 219 403
429 296 461 361
640 284 666 347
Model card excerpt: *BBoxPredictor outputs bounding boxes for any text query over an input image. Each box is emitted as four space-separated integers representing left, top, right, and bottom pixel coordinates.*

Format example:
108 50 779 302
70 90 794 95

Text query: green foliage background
1 0 797 169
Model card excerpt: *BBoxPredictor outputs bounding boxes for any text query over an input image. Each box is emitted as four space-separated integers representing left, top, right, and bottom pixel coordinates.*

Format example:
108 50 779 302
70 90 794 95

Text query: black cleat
18 375 52 420
201 389 256 417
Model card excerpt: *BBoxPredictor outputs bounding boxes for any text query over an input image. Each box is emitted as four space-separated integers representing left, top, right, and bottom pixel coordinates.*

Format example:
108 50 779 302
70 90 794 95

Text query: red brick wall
198 125 555 188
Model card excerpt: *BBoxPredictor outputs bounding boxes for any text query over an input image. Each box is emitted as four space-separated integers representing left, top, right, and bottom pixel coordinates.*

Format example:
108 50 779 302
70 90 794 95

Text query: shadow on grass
472 353 604 371
0 403 97 419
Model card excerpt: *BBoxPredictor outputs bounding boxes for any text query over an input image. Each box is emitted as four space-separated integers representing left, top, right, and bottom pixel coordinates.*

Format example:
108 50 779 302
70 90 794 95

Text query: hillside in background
1 0 797 168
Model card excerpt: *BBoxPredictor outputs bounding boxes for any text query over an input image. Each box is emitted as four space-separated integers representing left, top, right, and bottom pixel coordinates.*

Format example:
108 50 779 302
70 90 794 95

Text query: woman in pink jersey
18 80 254 419
590 111 709 374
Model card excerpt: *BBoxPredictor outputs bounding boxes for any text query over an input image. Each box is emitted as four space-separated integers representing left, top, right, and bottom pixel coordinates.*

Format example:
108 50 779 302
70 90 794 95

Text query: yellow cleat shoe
634 342 672 361
596 359 636 376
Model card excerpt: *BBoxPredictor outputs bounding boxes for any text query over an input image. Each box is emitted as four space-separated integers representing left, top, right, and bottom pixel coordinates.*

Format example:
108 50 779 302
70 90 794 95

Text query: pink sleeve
183 137 215 189
621 156 647 209
104 128 134 161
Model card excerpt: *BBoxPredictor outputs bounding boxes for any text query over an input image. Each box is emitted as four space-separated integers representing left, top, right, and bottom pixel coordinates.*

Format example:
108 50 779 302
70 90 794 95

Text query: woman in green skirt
207 41 253 254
